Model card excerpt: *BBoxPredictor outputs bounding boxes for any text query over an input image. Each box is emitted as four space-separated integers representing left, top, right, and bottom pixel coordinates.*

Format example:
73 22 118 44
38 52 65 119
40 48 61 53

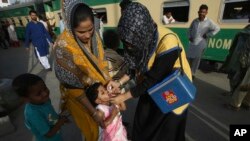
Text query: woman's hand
107 80 121 94
93 110 105 128
110 91 132 105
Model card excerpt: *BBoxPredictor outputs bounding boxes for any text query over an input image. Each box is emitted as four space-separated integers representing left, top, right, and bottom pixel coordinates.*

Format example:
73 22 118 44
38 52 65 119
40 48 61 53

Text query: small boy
12 73 68 141
86 82 128 141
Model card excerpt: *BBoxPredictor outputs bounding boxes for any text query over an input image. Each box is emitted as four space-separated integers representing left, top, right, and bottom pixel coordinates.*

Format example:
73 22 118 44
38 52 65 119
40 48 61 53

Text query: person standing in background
187 4 220 77
39 14 49 31
225 24 250 111
7 21 19 47
163 11 175 24
58 13 65 34
1 21 10 47
0 26 8 49
25 10 53 71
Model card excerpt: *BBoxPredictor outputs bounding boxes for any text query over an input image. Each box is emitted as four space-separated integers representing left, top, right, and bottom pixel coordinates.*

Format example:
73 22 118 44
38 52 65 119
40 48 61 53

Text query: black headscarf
118 2 158 73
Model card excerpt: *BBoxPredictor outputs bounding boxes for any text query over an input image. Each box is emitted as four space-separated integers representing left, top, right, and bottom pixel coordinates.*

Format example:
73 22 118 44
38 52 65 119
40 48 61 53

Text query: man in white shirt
163 12 175 24
38 14 48 31
187 4 220 76
58 13 65 33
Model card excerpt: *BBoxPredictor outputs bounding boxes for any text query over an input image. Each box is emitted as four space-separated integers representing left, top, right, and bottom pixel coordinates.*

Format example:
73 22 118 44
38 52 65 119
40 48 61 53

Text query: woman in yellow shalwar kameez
54 1 110 141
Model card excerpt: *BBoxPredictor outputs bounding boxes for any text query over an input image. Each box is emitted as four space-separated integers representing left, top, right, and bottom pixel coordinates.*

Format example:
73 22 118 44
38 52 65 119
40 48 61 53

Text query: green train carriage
0 0 249 62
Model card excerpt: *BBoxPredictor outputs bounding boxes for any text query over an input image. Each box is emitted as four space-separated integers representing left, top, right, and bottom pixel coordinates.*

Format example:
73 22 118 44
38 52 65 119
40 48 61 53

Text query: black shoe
241 104 250 110
225 104 240 111
46 68 52 71
222 92 232 96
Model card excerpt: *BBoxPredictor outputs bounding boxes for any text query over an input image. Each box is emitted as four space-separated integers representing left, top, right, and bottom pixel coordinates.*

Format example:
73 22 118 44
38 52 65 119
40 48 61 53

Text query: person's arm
77 94 105 128
107 74 130 93
45 116 68 137
170 17 175 23
42 23 53 43
103 105 119 127
118 102 126 111
24 24 31 48
118 74 130 86
130 50 178 97
110 50 179 104
188 20 194 42
205 20 220 38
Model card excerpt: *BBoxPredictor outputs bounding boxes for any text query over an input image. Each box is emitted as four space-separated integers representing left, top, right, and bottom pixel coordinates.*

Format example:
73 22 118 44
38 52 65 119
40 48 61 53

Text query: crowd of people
0 20 20 49
6 0 250 141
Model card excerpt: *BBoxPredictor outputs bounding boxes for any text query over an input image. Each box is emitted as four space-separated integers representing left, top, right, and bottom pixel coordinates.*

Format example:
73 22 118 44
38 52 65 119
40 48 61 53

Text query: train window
162 0 190 24
93 8 108 24
221 0 249 22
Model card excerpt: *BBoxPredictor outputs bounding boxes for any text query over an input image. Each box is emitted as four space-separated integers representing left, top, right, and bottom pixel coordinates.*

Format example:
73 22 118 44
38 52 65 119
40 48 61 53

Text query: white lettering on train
222 39 232 49
216 39 223 49
208 38 232 50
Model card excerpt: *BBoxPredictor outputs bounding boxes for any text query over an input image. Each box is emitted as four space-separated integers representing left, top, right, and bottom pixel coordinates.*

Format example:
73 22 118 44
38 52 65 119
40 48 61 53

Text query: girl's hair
85 83 102 107
72 3 94 29
12 73 43 97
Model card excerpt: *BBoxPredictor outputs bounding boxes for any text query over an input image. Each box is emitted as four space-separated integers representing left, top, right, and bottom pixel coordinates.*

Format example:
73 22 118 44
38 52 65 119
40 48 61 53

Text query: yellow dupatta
55 30 109 87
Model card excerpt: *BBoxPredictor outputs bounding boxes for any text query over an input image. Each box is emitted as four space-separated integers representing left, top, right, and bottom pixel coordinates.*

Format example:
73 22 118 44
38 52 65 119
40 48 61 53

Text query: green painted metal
52 0 61 11
203 29 240 61
0 6 33 18
44 2 53 12
85 0 120 6
0 0 241 62
15 27 26 40
54 27 60 35
170 28 241 62
104 27 241 61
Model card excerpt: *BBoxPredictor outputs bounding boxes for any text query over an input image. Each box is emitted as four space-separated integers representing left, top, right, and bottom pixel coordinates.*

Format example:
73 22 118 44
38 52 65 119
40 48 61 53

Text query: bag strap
158 33 184 75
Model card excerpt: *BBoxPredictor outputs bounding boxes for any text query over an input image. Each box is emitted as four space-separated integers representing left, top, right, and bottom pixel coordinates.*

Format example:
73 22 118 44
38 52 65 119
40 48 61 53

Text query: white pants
188 57 201 75
35 47 51 69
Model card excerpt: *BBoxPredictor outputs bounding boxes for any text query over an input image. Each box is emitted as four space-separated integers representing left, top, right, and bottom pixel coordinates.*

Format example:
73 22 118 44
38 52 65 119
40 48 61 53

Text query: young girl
12 73 68 141
86 82 128 141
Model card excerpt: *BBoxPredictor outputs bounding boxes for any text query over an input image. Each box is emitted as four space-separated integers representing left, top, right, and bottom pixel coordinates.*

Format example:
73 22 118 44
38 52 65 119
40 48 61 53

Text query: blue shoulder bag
147 33 196 114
